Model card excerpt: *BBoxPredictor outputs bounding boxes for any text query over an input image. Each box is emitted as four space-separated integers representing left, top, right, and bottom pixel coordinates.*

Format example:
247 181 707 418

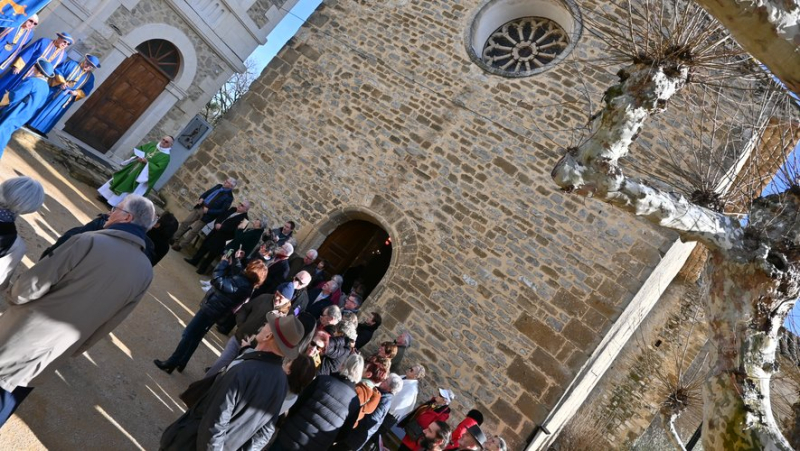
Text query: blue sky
248 0 324 75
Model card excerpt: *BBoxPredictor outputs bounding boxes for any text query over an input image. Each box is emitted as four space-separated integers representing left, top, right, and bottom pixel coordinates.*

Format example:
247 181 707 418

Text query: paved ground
0 131 227 450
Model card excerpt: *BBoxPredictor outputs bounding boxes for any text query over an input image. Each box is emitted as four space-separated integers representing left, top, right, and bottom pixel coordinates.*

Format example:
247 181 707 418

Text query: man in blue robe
0 58 52 159
28 54 99 135
0 14 37 73
0 32 71 94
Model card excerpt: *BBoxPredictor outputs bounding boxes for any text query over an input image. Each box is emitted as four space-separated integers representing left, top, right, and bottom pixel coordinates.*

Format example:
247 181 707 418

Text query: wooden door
318 220 387 277
65 54 169 153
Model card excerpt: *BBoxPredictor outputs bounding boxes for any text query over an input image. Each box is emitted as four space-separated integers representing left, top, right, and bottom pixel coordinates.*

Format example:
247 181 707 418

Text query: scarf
105 222 148 244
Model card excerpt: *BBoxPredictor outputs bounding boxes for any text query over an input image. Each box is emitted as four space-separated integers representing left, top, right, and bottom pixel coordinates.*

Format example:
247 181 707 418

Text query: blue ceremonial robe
0 38 67 94
0 75 48 158
0 26 34 72
0 1 51 29
28 59 95 134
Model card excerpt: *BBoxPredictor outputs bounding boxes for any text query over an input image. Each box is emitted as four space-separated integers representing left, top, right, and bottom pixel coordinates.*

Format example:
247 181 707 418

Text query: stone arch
298 195 418 302
120 23 197 90
64 23 199 158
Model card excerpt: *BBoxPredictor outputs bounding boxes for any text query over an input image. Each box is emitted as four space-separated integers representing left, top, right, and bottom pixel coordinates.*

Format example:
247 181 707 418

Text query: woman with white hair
270 354 364 451
0 176 43 288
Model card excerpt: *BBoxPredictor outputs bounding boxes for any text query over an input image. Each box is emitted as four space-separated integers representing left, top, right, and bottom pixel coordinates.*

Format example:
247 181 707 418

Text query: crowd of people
0 9 518 451
0 167 512 450
149 179 511 450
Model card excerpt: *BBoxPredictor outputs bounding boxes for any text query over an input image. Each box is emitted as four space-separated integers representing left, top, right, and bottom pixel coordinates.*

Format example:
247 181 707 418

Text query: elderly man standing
161 313 305 450
97 135 173 207
0 32 72 94
373 364 426 446
0 194 155 427
172 177 237 251
288 248 318 279
184 200 250 274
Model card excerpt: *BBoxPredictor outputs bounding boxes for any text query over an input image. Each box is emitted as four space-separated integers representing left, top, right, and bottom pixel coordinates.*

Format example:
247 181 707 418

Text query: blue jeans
0 385 33 429
165 308 216 368
204 336 242 377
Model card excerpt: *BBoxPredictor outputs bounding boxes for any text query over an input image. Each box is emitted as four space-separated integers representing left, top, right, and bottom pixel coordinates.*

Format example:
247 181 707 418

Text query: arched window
136 39 181 80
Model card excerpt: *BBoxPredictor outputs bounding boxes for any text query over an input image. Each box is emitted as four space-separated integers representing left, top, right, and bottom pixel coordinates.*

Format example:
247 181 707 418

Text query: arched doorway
65 39 181 153
317 220 392 299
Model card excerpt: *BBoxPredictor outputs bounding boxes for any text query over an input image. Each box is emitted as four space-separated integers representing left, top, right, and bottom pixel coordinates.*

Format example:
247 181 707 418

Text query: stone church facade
34 0 297 162
159 0 766 449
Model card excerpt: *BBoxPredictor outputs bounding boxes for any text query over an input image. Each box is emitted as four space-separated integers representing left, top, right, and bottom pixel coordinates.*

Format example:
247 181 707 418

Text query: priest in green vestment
97 135 173 207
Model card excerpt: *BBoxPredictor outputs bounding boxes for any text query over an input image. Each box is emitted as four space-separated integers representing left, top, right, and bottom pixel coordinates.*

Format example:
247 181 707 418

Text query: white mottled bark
661 411 687 451
694 0 800 96
702 232 800 450
550 59 800 450
551 63 743 251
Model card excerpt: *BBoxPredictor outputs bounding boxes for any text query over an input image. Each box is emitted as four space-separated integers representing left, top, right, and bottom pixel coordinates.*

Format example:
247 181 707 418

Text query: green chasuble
109 142 171 195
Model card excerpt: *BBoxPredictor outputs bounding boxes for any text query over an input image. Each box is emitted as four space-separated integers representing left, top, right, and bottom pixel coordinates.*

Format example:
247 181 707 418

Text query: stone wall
248 0 288 29
159 0 719 447
556 261 709 448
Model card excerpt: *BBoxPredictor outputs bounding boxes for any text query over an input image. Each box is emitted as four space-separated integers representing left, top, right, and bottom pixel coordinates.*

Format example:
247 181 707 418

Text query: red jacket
443 417 478 450
399 401 451 450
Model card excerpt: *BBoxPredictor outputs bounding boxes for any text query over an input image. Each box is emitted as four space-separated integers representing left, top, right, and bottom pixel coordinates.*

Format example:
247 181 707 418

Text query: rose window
482 17 570 75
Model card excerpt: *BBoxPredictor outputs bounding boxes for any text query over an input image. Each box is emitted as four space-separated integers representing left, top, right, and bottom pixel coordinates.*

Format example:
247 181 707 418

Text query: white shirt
389 378 419 421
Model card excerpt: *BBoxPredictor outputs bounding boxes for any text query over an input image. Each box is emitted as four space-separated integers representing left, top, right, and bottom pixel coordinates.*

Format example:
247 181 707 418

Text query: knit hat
266 312 304 359
275 282 295 302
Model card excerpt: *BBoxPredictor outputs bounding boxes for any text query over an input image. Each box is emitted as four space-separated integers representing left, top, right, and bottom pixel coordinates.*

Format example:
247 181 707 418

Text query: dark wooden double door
317 220 392 297
65 53 168 153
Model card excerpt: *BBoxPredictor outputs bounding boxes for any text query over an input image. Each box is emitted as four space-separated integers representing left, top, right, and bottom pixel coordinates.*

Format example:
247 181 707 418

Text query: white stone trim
525 240 697 450
119 23 198 90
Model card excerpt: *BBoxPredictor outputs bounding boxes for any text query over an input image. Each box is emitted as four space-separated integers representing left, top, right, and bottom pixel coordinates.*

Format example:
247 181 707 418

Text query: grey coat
0 228 153 391
160 351 288 451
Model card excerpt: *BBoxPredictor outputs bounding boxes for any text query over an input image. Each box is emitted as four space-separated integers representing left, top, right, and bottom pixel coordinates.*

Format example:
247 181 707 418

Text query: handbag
179 372 219 408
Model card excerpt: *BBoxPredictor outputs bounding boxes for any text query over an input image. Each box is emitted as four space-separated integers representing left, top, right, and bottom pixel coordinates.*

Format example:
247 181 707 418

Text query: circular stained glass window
482 17 570 75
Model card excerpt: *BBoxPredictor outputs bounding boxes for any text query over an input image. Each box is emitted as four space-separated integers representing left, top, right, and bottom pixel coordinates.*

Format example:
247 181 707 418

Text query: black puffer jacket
201 259 255 319
319 335 352 376
274 374 360 450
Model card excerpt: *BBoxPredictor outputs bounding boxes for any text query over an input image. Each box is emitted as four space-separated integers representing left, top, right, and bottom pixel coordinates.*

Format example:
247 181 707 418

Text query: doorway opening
65 39 180 153
317 220 392 300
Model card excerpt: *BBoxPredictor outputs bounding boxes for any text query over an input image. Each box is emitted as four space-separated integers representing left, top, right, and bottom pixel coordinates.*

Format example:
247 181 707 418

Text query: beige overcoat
0 228 153 391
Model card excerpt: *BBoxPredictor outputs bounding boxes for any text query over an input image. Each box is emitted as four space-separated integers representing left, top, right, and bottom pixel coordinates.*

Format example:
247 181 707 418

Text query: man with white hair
288 248 318 279
375 364 426 443
306 279 339 319
172 177 237 251
184 200 250 274
0 195 156 427
392 331 413 371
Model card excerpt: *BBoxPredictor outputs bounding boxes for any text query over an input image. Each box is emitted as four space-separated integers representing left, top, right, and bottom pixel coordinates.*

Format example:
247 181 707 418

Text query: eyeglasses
111 206 132 216
26 19 38 25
